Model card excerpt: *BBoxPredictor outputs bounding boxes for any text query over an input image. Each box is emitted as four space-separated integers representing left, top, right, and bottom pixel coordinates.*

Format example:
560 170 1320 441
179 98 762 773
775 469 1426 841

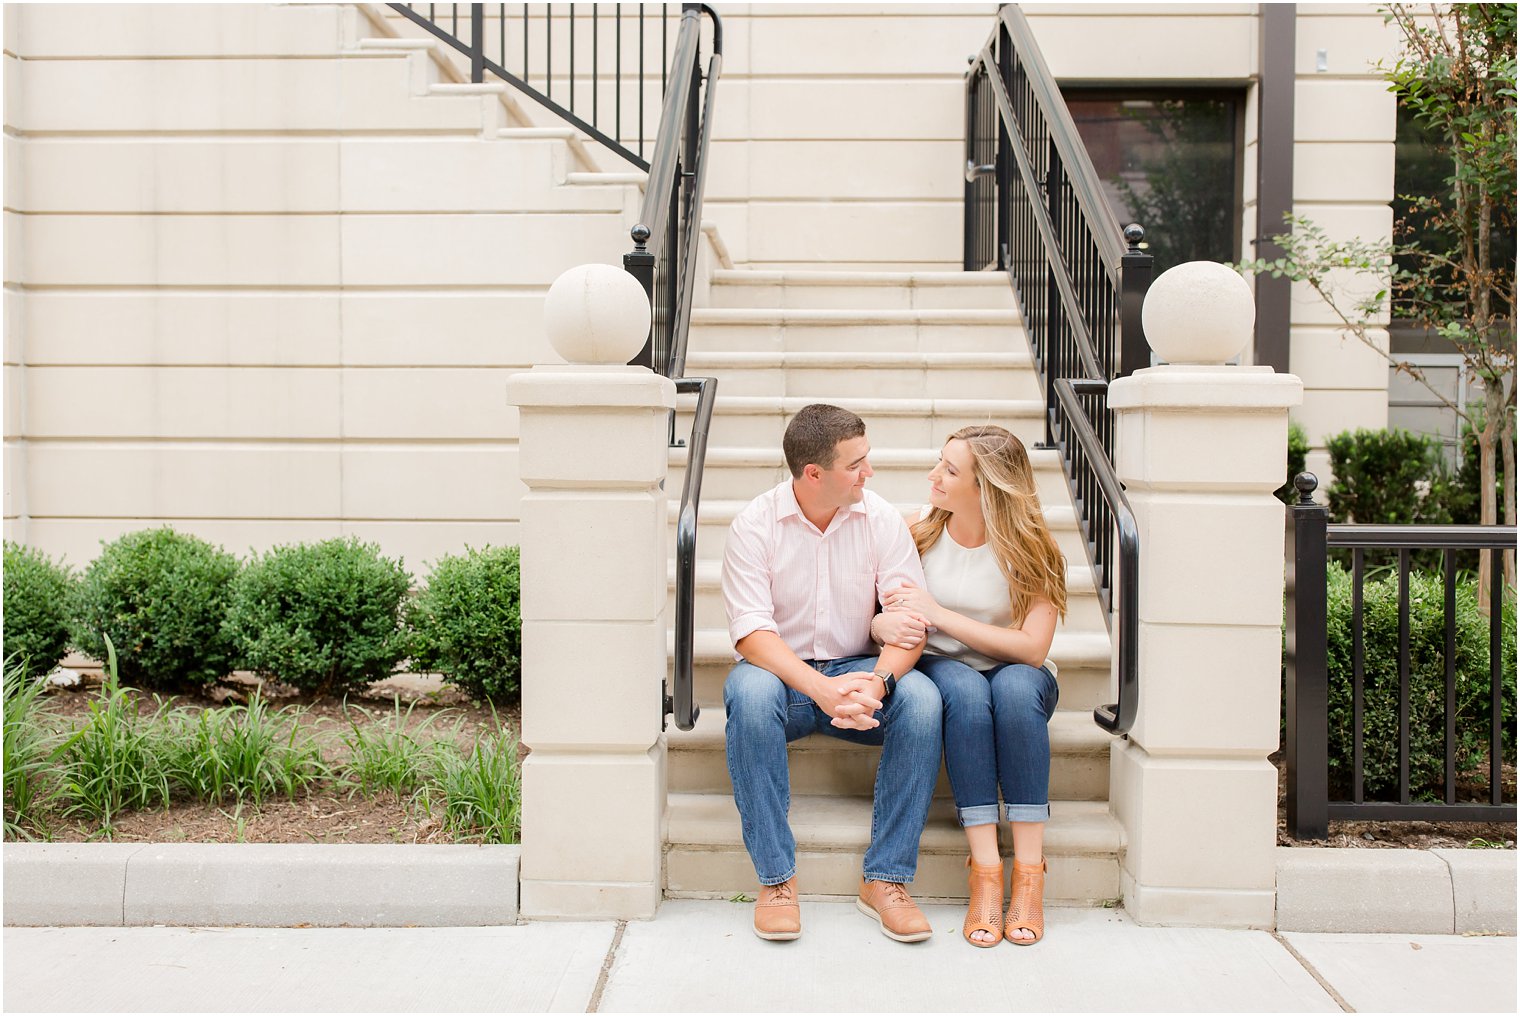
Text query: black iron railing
1286 473 1517 839
619 5 721 732
390 3 695 169
965 5 1151 735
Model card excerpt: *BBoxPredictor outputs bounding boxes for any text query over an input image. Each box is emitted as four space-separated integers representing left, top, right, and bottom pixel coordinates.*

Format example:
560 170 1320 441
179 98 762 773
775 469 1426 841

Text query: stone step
704 269 1018 311
666 498 1091 564
667 706 1112 802
680 350 1036 400
664 558 1109 633
677 630 1116 714
664 793 1122 904
688 308 1021 354
674 394 1047 449
668 446 1072 505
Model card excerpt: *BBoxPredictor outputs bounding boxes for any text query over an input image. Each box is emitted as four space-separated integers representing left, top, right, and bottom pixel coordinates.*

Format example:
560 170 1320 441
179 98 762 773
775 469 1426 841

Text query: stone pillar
508 264 675 920
1107 262 1303 929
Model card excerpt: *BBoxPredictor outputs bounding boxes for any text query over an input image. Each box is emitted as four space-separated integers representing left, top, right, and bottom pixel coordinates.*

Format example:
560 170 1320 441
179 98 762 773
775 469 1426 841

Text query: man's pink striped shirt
721 480 927 661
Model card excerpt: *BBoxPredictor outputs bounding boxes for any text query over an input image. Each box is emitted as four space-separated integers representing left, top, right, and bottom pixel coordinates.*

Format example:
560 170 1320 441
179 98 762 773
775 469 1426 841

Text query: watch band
872 669 897 699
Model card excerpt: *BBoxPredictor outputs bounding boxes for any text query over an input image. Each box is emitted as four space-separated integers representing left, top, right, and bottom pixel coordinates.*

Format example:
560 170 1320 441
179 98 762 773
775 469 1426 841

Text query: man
721 403 942 943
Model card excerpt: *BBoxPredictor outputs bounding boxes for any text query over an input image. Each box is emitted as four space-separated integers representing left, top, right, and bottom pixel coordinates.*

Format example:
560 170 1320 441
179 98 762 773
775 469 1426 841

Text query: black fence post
1119 223 1152 378
624 224 656 370
469 4 485 84
1285 472 1330 840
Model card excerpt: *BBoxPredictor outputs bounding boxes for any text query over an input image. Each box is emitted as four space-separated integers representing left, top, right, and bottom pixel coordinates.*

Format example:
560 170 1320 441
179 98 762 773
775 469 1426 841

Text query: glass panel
1062 91 1241 277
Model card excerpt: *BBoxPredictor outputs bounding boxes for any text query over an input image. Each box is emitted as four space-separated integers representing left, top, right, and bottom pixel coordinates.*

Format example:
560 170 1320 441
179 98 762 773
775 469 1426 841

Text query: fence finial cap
1294 471 1319 504
1140 261 1256 365
543 264 652 365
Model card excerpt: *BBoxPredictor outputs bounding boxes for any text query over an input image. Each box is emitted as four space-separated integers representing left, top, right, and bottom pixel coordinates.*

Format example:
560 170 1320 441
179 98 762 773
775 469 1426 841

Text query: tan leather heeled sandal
963 857 1005 948
1004 857 1047 945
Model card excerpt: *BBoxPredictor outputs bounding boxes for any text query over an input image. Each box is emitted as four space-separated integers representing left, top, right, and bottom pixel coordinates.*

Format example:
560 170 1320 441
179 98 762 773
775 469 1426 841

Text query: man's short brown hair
782 404 866 478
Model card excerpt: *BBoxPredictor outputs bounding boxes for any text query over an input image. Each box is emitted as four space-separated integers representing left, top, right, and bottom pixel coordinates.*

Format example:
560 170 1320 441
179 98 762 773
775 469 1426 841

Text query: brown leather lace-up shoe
753 878 801 941
855 878 932 943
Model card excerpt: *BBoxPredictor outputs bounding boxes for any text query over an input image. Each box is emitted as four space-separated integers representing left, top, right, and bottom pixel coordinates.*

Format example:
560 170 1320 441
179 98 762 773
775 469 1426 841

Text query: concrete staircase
664 270 1123 903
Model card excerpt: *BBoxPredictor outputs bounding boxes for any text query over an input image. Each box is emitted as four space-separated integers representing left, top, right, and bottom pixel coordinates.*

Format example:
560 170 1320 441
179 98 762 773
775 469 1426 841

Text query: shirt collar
777 480 868 526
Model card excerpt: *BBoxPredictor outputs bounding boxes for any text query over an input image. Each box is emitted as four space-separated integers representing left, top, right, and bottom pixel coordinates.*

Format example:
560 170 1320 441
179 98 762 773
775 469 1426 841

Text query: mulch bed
1271 750 1516 850
20 669 522 846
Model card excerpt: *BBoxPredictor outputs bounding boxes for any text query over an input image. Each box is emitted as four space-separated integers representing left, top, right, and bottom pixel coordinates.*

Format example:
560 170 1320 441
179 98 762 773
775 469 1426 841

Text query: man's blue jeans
723 655 942 886
915 654 1059 826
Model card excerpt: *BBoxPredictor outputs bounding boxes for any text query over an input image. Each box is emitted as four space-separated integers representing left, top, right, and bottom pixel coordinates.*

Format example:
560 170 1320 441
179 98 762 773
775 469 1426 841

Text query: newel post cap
543 263 653 365
1141 261 1256 365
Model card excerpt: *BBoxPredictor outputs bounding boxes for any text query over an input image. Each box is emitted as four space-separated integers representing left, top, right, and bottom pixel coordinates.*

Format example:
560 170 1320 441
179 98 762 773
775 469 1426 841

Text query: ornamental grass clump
58 641 176 828
406 546 522 702
4 656 70 838
162 693 329 807
72 528 241 692
421 726 522 844
338 699 459 800
1324 564 1517 801
3 542 77 679
227 538 411 697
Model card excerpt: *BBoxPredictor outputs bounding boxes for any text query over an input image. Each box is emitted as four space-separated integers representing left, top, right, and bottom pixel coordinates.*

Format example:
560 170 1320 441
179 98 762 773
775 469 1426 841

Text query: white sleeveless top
919 525 1057 677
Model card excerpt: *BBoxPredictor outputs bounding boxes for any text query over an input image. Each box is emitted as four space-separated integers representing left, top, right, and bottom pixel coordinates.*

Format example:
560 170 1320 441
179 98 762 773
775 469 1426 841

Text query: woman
873 425 1066 947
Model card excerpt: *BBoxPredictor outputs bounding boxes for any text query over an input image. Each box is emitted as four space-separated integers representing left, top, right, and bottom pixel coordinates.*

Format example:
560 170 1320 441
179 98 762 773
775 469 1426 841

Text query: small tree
1241 3 1516 607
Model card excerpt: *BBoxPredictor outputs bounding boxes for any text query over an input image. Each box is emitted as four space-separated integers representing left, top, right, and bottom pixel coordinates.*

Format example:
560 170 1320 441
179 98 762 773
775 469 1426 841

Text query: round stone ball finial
1140 260 1256 365
543 263 653 365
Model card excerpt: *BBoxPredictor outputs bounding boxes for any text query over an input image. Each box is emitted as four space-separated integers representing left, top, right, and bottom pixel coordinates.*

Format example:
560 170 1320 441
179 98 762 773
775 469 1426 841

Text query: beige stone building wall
4 2 1402 567
3 3 641 570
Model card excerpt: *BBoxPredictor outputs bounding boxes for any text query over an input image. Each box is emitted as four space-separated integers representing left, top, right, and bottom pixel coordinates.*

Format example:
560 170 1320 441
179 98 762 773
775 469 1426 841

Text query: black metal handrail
1055 380 1139 735
1286 473 1516 839
965 5 1151 734
618 5 721 732
390 3 694 169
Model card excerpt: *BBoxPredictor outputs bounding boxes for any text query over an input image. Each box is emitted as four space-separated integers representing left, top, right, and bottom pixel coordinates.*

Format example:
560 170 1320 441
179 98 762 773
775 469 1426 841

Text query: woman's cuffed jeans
723 655 942 886
915 653 1058 827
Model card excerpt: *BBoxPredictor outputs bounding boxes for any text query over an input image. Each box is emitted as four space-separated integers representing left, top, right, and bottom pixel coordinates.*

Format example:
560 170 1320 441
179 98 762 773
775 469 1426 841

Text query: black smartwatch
872 669 897 701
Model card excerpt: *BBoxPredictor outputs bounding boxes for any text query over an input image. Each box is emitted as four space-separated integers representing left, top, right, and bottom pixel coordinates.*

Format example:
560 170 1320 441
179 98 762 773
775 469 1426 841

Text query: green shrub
3 542 77 679
1276 421 1311 505
1325 427 1455 526
72 528 241 691
227 538 411 696
407 546 522 702
1321 563 1517 802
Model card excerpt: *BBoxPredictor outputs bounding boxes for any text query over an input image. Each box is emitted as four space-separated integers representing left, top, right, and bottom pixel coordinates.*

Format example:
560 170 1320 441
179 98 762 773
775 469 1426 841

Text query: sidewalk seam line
585 920 627 1013
1273 931 1355 1013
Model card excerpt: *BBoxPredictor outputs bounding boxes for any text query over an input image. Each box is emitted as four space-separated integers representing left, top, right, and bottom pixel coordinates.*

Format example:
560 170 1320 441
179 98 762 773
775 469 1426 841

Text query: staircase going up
663 270 1123 904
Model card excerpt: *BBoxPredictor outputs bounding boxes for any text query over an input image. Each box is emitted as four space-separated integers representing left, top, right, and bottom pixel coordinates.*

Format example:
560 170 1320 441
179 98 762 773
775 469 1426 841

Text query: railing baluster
1398 548 1411 805
569 4 575 112
638 5 646 159
523 5 529 87
1444 547 1457 805
1353 546 1365 803
470 3 484 83
546 3 552 100
1490 546 1504 806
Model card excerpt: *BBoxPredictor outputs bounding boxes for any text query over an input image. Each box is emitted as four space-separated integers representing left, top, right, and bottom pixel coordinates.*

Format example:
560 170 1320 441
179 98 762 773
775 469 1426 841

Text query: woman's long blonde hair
910 425 1067 623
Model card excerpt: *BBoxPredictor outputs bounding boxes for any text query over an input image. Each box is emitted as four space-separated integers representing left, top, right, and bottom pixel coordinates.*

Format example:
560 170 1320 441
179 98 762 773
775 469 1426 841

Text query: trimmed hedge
226 537 410 695
1322 563 1517 801
407 546 522 702
71 528 241 691
3 542 76 678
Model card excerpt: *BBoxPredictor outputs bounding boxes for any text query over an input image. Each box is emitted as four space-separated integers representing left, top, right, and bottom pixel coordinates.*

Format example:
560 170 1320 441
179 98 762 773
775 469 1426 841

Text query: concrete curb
3 843 520 928
1275 846 1517 934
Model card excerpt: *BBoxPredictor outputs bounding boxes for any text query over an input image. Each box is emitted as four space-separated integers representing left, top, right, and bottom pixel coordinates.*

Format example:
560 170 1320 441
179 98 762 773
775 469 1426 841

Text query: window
1062 91 1244 278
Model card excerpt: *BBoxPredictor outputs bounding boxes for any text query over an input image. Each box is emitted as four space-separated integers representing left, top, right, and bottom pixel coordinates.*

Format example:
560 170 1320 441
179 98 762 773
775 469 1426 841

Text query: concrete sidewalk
4 902 1515 1013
